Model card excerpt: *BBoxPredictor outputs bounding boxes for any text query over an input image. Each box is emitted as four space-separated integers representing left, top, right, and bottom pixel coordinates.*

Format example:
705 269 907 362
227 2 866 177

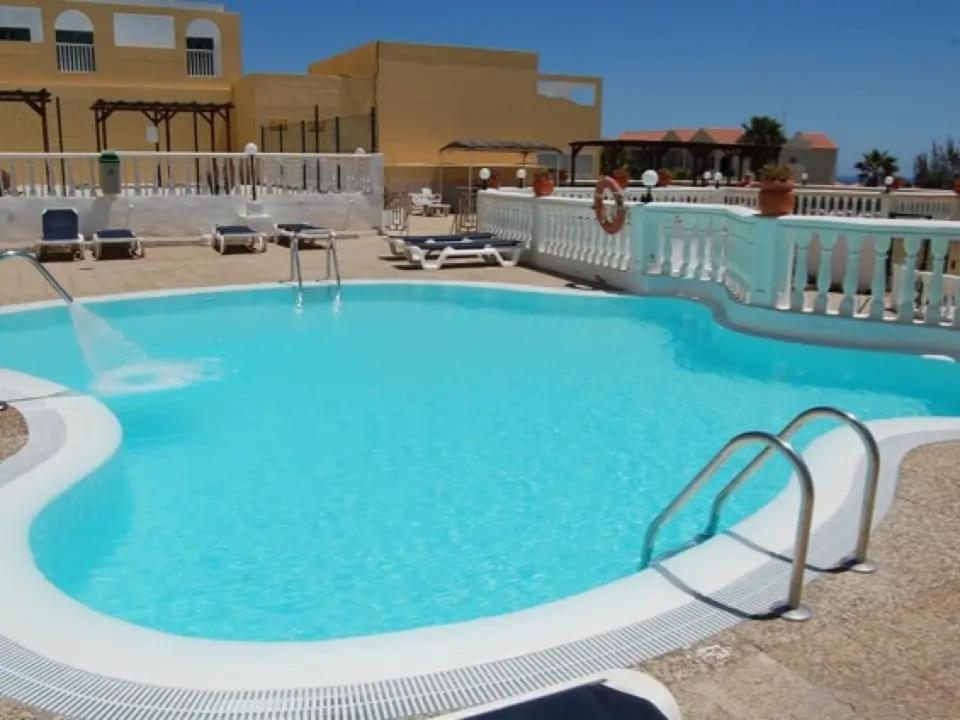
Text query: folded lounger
91 228 145 260
213 225 266 255
39 208 84 262
440 670 681 720
385 232 494 257
403 236 522 270
274 223 333 247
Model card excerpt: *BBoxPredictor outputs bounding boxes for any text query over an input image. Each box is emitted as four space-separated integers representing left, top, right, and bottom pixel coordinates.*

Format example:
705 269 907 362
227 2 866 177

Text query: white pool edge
1 282 959 718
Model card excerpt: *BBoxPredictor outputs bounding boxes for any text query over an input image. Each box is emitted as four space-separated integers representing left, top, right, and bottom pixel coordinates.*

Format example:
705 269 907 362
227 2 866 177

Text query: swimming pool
3 283 957 644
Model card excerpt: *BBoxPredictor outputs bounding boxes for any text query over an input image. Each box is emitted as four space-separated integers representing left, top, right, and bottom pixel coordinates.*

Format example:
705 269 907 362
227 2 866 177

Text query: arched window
55 10 95 72
185 18 220 77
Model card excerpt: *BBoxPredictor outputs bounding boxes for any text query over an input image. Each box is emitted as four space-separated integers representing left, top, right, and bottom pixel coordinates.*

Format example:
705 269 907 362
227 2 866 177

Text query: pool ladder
639 406 880 622
289 232 341 301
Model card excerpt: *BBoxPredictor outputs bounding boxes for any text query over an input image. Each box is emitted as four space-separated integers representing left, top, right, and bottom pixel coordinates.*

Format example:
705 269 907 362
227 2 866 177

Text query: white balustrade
0 152 383 199
477 189 960 329
56 42 95 73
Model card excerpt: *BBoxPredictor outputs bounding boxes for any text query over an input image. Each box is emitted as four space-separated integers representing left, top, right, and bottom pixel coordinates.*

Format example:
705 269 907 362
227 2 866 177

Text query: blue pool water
4 284 958 642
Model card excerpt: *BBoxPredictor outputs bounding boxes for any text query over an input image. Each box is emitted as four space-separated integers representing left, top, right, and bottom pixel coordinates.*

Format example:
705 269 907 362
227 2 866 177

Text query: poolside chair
385 232 494 258
440 670 681 720
38 208 84 262
91 228 145 260
409 187 440 215
212 225 266 255
403 236 523 270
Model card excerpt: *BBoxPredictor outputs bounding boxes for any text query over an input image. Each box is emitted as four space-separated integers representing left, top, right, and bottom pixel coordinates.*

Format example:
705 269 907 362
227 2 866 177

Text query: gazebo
568 137 782 185
438 139 564 189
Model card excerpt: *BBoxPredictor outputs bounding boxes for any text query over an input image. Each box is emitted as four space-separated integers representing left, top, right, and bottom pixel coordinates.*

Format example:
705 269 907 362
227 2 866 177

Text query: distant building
0 0 601 192
616 127 838 183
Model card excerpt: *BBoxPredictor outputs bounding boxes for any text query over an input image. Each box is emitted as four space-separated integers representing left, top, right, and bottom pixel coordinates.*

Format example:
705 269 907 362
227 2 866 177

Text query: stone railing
551 184 960 220
0 152 383 199
477 190 960 333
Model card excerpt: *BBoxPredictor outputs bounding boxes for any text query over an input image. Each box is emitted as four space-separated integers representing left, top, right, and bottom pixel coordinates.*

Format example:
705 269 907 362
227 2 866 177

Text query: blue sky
229 0 959 176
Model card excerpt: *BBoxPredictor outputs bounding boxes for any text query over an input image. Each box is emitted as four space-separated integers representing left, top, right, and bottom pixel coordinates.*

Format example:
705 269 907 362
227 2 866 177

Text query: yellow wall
0 0 241 89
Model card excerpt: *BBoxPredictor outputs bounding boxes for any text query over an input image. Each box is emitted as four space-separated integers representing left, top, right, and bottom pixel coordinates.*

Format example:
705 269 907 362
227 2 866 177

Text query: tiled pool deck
0 219 957 719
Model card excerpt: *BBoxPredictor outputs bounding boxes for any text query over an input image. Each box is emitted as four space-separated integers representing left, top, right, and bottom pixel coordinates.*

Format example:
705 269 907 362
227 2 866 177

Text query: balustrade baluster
813 231 837 314
924 237 949 325
838 233 862 316
896 236 922 323
869 236 891 320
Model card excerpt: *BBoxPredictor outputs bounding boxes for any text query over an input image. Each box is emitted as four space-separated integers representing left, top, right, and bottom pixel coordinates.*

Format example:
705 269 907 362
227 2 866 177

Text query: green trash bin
99 151 121 195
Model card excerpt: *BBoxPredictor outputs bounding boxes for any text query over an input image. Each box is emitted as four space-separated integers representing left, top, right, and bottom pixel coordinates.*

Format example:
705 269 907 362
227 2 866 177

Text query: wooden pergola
569 137 783 185
0 89 52 152
91 99 233 152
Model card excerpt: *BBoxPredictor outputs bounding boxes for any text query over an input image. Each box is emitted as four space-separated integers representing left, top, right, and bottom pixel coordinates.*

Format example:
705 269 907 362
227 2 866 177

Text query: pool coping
2 282 960 719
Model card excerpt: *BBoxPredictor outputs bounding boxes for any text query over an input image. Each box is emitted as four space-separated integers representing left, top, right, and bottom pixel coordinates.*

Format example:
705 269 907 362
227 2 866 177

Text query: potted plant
611 165 631 189
953 173 960 195
657 169 672 187
532 170 554 197
488 169 502 190
757 163 796 216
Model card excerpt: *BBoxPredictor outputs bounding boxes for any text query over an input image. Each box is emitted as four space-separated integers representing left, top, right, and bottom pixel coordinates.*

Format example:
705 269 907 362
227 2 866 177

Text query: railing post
748 217 790 308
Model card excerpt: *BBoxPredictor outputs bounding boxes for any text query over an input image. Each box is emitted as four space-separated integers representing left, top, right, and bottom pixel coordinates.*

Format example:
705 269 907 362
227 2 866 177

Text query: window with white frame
55 10 95 73
185 18 220 77
0 6 42 42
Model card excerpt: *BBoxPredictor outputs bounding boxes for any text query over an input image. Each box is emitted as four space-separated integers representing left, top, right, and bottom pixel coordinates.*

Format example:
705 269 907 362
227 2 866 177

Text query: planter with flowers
656 169 672 187
532 170 555 197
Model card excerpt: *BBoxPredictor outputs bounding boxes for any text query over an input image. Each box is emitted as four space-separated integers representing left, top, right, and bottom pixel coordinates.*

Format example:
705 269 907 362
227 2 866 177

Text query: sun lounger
39 208 84 261
439 670 681 720
213 225 266 254
91 228 145 260
403 236 523 270
274 223 333 247
385 232 494 257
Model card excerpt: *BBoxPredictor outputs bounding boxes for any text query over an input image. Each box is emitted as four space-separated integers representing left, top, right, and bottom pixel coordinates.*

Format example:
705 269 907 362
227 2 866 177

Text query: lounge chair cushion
420 239 520 252
402 233 493 244
94 228 136 240
42 210 80 241
277 223 329 234
216 225 258 235
467 682 668 719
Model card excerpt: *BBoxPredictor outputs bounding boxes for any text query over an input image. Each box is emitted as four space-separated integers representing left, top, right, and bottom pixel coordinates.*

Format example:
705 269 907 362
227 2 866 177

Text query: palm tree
739 115 787 147
739 115 787 170
855 149 898 187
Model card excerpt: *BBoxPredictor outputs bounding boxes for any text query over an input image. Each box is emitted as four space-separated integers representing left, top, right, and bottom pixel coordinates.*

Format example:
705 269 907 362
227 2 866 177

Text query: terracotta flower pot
953 178 960 195
758 180 796 217
656 169 672 187
488 173 502 190
533 175 554 197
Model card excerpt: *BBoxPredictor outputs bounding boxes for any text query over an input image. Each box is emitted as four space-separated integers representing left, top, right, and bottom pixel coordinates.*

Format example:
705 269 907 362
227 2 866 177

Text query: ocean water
2 284 955 642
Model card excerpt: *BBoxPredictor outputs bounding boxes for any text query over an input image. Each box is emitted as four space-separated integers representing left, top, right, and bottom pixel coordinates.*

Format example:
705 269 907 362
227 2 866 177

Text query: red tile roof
698 127 745 144
618 130 669 141
668 128 698 142
796 132 837 149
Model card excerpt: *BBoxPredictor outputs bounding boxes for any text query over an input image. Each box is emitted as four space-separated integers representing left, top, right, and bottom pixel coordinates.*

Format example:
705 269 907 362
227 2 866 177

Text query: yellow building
0 0 601 191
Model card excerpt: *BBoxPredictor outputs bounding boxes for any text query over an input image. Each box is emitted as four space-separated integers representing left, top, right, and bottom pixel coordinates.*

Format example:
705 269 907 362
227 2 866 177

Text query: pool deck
0 218 958 720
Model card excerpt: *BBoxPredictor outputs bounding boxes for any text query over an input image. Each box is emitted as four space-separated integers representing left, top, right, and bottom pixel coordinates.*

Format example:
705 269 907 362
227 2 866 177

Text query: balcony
56 42 95 73
187 48 215 77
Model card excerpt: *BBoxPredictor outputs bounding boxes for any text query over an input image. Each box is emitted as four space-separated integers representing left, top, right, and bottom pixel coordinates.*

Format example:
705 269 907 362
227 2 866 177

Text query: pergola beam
90 99 234 152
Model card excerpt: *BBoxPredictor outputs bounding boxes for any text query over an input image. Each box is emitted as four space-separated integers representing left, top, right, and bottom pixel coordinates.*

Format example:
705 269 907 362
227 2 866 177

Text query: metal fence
259 107 377 155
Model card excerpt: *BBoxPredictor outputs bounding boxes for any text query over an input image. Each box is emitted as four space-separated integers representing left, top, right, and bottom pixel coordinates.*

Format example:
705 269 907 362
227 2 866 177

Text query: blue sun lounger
39 208 84 261
274 223 333 247
440 670 681 720
403 236 523 270
92 228 145 260
386 232 494 257
213 225 266 254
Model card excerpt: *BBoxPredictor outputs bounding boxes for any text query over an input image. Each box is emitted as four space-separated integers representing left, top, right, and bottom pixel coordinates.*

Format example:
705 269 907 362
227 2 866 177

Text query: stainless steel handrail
0 250 74 304
639 430 815 621
288 233 341 298
702 406 880 573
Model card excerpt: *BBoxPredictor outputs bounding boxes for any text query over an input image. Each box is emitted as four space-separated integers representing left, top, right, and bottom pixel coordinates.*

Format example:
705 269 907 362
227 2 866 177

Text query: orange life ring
593 176 627 234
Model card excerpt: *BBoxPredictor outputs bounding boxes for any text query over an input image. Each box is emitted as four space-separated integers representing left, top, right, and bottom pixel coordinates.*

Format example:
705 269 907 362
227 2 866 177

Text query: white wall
0 192 382 244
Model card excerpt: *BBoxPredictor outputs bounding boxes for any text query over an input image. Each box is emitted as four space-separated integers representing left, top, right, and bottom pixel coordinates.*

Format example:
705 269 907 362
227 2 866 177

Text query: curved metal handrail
288 233 341 307
702 406 880 573
0 250 74 304
639 430 815 621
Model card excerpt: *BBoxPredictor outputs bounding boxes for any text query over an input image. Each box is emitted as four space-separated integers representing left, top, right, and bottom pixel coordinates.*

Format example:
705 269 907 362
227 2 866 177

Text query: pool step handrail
288 232 341 303
638 407 882 622
702 406 880 574
0 249 74 304
639 430 816 622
